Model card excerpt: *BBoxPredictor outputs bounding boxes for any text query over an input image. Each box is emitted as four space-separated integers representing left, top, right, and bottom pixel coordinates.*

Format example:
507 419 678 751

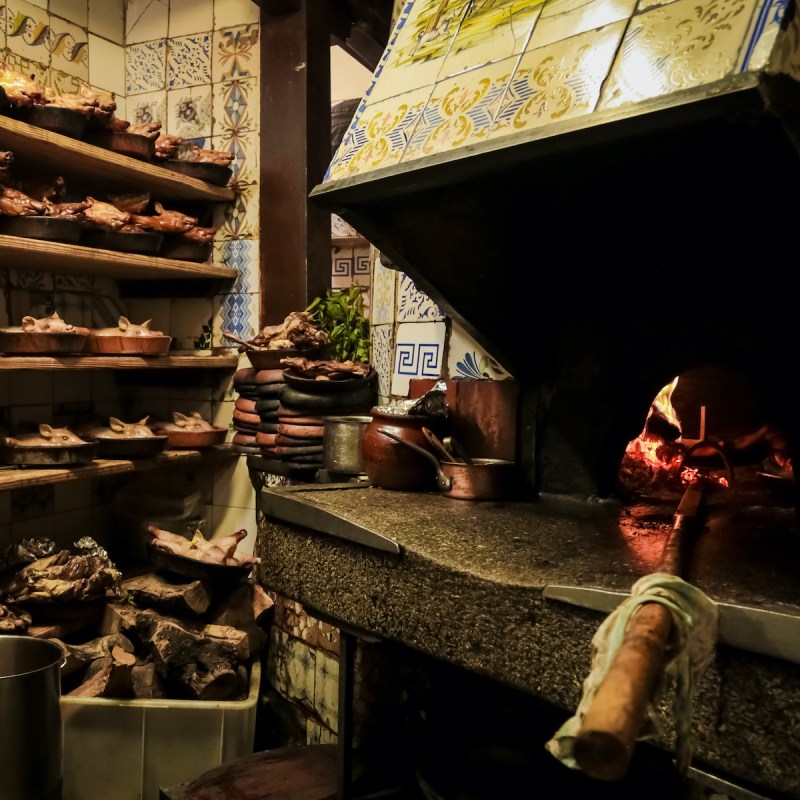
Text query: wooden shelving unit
0 445 237 491
0 115 235 203
0 354 239 369
0 235 237 280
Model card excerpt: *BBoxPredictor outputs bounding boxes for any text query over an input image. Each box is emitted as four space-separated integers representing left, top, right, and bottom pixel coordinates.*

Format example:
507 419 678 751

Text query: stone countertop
254 483 800 799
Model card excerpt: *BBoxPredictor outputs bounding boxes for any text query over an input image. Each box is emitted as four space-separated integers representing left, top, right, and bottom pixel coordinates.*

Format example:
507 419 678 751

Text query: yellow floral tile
439 1 544 80
598 0 758 110
738 0 784 72
529 0 638 50
403 55 516 161
365 0 467 104
489 21 626 138
327 85 431 181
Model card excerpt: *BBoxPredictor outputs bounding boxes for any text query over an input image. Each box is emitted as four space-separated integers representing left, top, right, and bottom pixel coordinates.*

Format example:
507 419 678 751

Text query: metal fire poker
572 441 732 782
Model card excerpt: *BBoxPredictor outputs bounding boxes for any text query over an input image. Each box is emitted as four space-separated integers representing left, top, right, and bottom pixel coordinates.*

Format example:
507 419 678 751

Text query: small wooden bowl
84 334 172 356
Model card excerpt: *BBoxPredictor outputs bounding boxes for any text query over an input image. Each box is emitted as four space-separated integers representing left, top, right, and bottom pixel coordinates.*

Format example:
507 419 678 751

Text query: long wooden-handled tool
572 441 731 781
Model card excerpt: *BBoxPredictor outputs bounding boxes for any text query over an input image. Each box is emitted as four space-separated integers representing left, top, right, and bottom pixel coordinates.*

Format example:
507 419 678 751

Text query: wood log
122 572 211 616
67 646 135 698
132 661 166 699
55 632 135 677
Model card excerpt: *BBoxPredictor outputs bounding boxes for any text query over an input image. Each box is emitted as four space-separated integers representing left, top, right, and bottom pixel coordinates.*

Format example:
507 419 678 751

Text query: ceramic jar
360 408 439 490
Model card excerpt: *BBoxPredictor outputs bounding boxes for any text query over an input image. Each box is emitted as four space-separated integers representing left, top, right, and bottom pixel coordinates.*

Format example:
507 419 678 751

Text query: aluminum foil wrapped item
0 537 57 571
407 379 448 418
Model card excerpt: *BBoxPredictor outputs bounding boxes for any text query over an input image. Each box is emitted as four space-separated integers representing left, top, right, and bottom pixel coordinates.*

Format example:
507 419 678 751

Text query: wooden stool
160 745 338 800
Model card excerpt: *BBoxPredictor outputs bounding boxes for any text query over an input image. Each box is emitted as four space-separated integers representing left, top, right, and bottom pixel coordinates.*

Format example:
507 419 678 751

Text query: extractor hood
310 0 800 496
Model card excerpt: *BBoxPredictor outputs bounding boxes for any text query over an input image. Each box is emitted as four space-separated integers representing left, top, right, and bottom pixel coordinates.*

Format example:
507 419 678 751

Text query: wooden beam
259 0 331 327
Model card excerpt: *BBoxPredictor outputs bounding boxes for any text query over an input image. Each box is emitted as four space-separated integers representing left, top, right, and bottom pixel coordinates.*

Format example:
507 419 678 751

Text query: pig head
87 417 156 439
130 202 197 235
5 424 88 447
92 316 164 337
159 411 215 432
20 312 88 334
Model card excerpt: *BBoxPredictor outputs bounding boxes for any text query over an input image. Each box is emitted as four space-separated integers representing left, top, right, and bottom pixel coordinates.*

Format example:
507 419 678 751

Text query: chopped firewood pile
280 356 371 380
224 311 329 352
0 537 272 702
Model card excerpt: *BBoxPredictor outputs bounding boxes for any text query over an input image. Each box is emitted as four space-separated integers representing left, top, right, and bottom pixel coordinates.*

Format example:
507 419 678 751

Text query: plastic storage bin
61 661 260 800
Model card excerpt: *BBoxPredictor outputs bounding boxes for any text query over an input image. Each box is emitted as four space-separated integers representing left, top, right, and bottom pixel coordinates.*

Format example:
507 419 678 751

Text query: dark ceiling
330 0 394 70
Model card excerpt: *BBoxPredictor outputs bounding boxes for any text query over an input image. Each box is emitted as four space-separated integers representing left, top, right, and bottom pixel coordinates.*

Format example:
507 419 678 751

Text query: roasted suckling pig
83 196 131 230
181 225 215 245
280 357 371 380
126 120 162 139
0 63 46 106
43 199 89 221
148 526 260 567
188 144 234 166
1 550 121 604
19 175 66 202
226 311 329 352
130 202 198 234
154 133 183 161
109 193 151 214
0 184 46 216
0 603 31 633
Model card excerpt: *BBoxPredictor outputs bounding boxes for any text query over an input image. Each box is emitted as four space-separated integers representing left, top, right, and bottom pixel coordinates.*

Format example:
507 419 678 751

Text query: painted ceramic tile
364 0 465 105
113 95 126 120
212 291 258 344
126 0 168 45
403 56 514 160
440 0 544 81
126 39 166 94
210 129 256 183
213 77 258 133
447 322 511 380
740 0 787 71
4 0 49 64
327 86 431 181
768 0 800 76
48 15 87 80
89 0 123 44
167 84 212 138
213 0 259 30
48 67 81 94
50 0 86 28
331 245 371 290
371 260 397 325
331 214 358 238
391 321 447 395
314 651 339 733
213 23 259 82
54 273 91 292
637 0 678 9
169 0 213 38
492 21 626 135
396 272 445 321
167 32 211 89
371 324 393 397
529 0 638 50
212 182 259 240
88 34 124 96
0 50 47 85
169 297 213 350
128 88 167 127
215 237 258 294
598 0 757 110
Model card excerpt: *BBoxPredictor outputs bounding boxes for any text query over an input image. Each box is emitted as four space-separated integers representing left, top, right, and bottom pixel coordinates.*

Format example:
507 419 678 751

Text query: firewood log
132 661 166 699
67 646 135 698
122 572 211 616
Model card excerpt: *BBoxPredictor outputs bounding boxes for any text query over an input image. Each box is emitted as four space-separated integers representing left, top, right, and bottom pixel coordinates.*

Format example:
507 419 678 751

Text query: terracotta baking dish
0 441 99 467
84 334 172 355
83 130 156 161
0 329 89 355
159 427 228 449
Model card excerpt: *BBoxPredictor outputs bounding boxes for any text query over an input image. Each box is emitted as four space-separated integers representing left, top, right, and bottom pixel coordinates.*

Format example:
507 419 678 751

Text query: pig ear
109 417 125 432
38 424 55 439
50 311 62 320
155 202 164 214
173 412 188 426
21 316 36 331
139 416 149 425
118 316 130 330
142 319 152 329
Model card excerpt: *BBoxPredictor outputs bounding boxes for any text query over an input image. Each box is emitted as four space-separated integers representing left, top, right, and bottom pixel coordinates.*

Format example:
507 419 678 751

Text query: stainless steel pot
323 415 372 475
0 636 65 800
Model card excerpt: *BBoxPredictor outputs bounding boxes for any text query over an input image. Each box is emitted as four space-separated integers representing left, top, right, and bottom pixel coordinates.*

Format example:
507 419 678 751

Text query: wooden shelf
0 235 238 280
0 115 235 203
0 445 237 491
0 354 239 369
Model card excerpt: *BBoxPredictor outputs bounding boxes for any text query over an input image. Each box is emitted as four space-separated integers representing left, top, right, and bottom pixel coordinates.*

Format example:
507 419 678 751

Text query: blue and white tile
371 259 397 325
447 322 511 381
212 182 258 240
167 31 211 89
213 0 259 30
213 77 258 134
739 0 787 72
127 88 167 127
214 237 258 294
126 38 166 94
89 0 123 44
212 291 258 345
4 0 49 65
126 0 168 44
371 323 393 398
211 128 258 184
212 22 259 82
391 321 446 396
169 0 213 38
331 214 358 238
48 15 87 80
88 34 124 96
396 272 445 322
167 84 212 138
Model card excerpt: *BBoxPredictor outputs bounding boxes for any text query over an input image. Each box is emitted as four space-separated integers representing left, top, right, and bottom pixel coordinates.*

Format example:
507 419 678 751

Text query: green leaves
306 285 371 364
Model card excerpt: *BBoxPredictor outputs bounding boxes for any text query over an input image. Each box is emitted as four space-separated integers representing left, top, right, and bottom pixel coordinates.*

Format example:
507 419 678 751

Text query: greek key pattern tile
391 321 447 396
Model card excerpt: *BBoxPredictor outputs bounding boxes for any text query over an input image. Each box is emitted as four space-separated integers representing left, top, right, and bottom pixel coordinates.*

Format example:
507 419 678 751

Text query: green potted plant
306 284 370 364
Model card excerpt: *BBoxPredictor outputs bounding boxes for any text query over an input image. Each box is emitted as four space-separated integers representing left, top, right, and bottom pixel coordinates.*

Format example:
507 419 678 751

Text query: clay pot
360 408 439 491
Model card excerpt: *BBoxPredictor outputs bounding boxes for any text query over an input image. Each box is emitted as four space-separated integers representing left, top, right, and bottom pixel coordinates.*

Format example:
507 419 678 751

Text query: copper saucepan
378 427 515 501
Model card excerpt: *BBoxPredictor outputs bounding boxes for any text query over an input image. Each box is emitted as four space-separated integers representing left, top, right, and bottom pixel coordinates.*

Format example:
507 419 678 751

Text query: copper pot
377 428 515 500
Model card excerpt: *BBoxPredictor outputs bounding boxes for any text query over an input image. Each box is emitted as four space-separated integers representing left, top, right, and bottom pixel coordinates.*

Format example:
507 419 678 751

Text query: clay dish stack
230 367 266 454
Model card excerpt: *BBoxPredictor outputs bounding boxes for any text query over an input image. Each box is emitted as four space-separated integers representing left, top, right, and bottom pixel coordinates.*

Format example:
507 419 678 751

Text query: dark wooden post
259 0 332 326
